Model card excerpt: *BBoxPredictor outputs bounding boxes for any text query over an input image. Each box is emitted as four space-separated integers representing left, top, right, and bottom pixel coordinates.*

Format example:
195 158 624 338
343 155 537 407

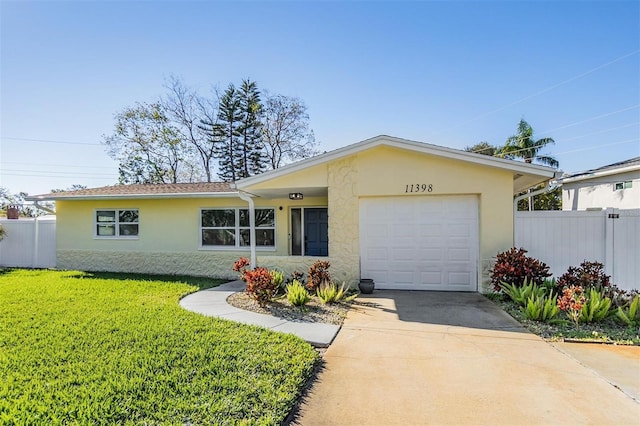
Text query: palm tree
499 119 558 167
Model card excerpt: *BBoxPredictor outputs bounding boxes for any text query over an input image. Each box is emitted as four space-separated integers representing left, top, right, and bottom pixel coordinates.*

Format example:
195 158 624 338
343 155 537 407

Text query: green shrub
523 294 561 322
316 282 358 304
499 279 547 307
307 260 331 292
616 294 640 326
270 270 285 293
287 280 311 307
490 248 551 290
579 289 613 323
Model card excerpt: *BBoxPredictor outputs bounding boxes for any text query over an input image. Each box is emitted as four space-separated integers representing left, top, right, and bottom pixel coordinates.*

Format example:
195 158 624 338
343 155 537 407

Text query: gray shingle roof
565 157 640 179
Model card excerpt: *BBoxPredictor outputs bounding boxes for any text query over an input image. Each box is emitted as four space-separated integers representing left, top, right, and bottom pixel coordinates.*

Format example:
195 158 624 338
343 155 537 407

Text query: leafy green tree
464 141 500 156
261 93 317 169
103 102 187 184
499 119 558 167
516 185 562 211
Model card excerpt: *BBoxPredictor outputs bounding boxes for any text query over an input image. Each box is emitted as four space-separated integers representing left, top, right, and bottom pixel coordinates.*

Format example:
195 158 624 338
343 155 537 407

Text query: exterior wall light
289 192 304 200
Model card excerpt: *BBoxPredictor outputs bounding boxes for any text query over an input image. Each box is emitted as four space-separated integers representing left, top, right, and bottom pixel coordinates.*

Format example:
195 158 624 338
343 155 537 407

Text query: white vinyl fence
515 208 639 291
0 217 56 268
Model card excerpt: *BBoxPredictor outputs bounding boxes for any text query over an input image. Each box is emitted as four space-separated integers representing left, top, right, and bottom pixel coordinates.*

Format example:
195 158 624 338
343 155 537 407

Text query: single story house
28 135 555 292
562 157 640 211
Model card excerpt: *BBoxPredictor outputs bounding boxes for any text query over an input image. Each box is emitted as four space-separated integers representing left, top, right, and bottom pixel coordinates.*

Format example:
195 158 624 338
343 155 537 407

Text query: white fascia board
561 165 640 184
236 135 555 188
25 192 240 201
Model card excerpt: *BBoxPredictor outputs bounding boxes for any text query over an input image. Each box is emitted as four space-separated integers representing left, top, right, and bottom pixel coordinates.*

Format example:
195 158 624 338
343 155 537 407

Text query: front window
201 208 275 248
96 209 139 238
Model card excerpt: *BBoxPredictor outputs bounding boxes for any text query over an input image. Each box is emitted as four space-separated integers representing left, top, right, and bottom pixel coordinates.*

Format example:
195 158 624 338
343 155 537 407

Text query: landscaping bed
227 291 351 325
0 269 319 425
489 294 640 345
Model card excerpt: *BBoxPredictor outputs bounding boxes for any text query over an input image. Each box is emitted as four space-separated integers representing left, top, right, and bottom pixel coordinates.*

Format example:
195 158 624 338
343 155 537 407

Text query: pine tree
238 79 266 177
213 84 243 182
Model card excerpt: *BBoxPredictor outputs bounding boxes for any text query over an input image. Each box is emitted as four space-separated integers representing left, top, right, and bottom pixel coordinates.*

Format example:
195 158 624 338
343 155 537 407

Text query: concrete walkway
293 290 640 425
179 281 340 347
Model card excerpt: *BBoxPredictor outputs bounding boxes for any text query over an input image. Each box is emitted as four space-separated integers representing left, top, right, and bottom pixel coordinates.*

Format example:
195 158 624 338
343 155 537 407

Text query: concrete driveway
292 291 640 425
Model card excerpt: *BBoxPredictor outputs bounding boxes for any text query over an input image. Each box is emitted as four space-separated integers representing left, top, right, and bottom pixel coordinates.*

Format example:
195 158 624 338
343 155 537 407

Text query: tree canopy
498 119 558 167
103 78 318 183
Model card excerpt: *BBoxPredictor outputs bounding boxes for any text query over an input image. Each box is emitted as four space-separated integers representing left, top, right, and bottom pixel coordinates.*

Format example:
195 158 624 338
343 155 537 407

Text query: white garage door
359 195 479 291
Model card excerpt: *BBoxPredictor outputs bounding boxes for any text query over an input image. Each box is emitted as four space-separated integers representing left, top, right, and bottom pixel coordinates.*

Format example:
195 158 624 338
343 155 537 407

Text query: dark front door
304 208 328 256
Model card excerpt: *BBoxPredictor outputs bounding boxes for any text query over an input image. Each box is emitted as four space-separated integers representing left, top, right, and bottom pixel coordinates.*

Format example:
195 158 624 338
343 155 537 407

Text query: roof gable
236 135 556 193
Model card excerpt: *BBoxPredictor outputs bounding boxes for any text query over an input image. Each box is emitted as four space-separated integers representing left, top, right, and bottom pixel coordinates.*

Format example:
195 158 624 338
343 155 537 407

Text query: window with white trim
95 209 139 238
201 208 275 248
614 181 632 191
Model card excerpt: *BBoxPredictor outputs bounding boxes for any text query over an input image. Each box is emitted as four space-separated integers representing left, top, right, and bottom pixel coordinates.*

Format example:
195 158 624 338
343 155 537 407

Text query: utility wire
1 137 103 146
1 161 115 169
428 50 640 138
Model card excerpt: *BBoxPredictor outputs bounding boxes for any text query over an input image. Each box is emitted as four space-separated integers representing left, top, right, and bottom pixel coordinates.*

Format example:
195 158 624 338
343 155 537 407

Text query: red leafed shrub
556 261 611 294
233 257 250 274
243 267 278 306
307 260 331 292
232 257 278 305
557 285 586 325
490 247 551 291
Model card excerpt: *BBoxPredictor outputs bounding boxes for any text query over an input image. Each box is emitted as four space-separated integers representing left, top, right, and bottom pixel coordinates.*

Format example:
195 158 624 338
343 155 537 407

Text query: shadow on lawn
65 270 224 290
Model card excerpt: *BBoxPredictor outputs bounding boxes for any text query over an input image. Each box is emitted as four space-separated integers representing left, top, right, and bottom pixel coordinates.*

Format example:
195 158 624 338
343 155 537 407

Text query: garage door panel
420 248 442 261
360 195 478 291
449 272 472 285
419 224 443 236
366 248 387 261
420 272 443 285
448 248 471 261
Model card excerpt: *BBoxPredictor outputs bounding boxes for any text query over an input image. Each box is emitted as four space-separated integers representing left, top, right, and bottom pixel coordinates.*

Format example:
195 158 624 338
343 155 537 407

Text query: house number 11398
405 184 433 193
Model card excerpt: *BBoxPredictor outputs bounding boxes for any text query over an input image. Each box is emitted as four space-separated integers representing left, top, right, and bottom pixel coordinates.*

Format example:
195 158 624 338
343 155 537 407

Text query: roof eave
562 164 640 184
236 135 555 188
25 192 240 201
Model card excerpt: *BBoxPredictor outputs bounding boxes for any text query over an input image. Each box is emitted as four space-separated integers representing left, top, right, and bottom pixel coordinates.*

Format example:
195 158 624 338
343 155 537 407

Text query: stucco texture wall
562 170 640 211
55 145 518 291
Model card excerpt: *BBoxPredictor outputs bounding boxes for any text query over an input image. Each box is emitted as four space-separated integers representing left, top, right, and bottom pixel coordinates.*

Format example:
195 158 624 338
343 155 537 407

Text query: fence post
604 208 616 281
33 217 39 268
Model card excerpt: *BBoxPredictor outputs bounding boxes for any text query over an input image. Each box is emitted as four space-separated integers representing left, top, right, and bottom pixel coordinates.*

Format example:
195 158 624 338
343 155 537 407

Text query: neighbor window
95 209 139 238
201 208 275 248
614 181 632 191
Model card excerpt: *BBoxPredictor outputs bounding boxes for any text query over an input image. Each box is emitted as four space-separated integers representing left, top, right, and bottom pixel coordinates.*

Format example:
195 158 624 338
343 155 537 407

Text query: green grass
486 293 640 345
0 269 319 425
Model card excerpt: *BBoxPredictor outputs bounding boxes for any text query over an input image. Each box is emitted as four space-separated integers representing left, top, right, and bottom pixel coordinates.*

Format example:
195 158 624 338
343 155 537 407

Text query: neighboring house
27 135 555 292
562 157 640 211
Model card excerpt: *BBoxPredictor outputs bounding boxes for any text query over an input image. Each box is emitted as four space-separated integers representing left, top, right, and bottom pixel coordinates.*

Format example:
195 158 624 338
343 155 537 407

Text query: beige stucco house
28 135 555 292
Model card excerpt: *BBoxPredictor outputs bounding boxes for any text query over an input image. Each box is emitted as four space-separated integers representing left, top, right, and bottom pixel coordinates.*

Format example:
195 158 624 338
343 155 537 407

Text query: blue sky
1 0 638 196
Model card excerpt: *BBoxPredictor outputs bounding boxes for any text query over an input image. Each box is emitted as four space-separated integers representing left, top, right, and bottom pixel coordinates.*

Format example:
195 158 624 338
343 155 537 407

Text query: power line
1 161 115 169
558 122 640 143
1 172 117 179
538 105 640 135
1 137 103 146
551 138 639 156
428 49 640 138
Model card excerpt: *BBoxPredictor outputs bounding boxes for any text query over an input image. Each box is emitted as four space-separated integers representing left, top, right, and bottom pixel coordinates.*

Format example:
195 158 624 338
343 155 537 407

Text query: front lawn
0 269 318 425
